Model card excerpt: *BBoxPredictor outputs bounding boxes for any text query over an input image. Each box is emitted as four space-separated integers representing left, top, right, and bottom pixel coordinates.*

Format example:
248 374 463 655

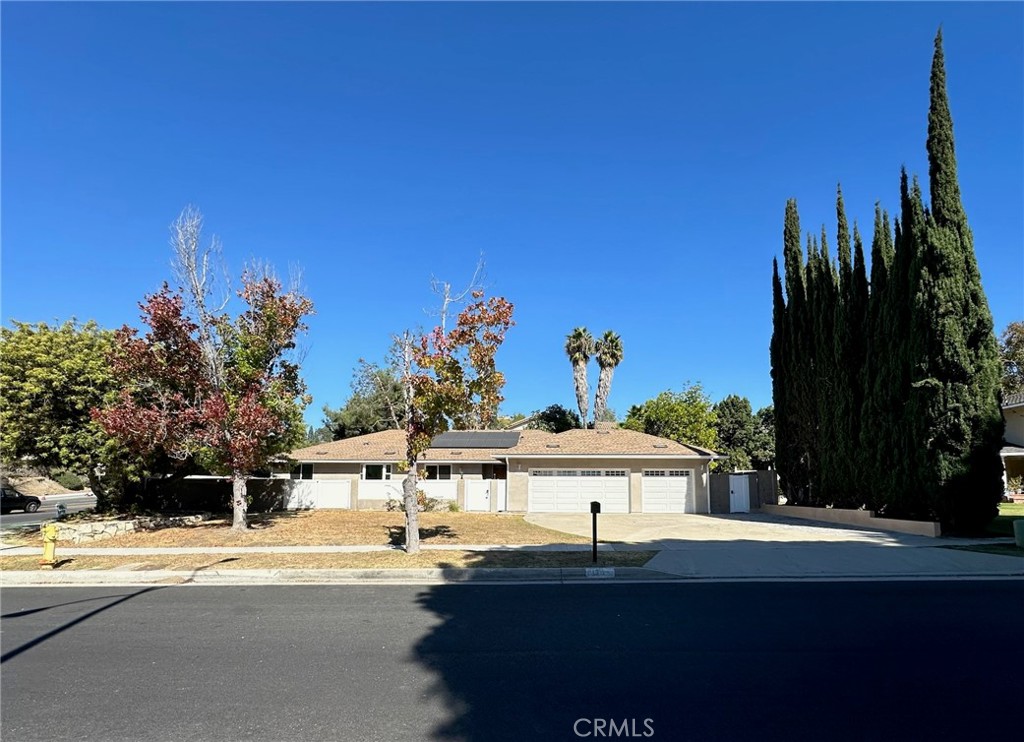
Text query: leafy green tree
0 320 137 506
593 331 623 423
323 361 406 439
528 404 581 433
999 321 1024 396
623 383 718 451
713 395 755 471
750 406 775 471
564 327 594 428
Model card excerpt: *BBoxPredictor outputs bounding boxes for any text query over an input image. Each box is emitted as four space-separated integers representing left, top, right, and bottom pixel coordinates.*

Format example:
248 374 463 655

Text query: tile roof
502 427 716 457
289 427 718 461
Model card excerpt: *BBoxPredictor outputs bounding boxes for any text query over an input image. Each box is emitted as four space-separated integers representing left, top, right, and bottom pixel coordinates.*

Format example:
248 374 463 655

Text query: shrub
53 471 86 491
447 501 461 512
384 489 444 512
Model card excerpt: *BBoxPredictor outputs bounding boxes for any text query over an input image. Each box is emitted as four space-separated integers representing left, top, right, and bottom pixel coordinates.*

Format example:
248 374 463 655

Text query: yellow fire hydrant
40 522 58 568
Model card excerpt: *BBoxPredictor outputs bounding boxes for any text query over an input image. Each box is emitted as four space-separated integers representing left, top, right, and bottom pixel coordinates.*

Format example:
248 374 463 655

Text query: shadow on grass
387 524 457 546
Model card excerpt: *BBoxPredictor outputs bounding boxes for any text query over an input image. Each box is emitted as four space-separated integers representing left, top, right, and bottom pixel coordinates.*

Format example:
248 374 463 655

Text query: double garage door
528 469 630 513
527 468 695 513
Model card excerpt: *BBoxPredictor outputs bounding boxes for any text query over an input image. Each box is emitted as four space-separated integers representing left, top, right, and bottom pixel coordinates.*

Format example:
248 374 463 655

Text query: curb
2 567 1021 587
38 492 95 501
0 566 671 586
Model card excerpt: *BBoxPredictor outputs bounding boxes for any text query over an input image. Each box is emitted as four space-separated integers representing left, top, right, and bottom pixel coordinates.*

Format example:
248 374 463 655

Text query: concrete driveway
525 512 1024 579
525 512 934 547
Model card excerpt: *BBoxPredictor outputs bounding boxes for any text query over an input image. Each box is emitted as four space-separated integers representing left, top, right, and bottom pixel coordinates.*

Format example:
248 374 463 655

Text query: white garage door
528 469 630 513
641 469 693 513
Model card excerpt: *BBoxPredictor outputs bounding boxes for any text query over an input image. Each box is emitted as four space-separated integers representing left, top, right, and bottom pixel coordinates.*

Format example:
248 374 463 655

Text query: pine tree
903 30 1004 532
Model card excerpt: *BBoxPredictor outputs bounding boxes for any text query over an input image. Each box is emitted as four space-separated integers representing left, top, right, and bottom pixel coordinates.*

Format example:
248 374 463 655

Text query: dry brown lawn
29 511 590 548
0 550 654 572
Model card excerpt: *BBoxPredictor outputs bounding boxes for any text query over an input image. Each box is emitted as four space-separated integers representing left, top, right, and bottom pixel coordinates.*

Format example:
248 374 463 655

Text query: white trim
361 463 393 481
294 458 497 465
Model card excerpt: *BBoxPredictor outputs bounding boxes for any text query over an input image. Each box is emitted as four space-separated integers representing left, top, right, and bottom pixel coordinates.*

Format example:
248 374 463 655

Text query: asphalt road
2 581 1021 741
0 495 96 531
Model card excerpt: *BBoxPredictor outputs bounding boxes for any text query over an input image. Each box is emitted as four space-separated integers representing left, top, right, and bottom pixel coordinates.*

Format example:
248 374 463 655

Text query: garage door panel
642 470 693 513
528 470 629 513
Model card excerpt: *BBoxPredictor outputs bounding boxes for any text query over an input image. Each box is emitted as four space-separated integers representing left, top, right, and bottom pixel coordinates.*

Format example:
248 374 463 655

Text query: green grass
988 502 1024 537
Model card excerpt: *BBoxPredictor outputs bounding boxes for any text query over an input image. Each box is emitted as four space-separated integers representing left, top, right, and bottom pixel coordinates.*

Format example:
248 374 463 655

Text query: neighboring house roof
502 414 538 431
1004 392 1024 409
288 427 716 462
1001 444 1024 457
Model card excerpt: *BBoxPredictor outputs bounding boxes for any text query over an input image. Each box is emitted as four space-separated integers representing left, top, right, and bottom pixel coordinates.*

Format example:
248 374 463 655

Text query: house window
643 470 666 477
604 470 627 477
580 470 603 477
425 465 452 480
668 470 690 477
363 464 392 480
291 464 313 480
530 470 554 477
555 470 579 477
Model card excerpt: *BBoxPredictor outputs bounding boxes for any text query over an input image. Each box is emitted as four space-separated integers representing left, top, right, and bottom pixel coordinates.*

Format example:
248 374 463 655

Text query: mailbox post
590 501 601 563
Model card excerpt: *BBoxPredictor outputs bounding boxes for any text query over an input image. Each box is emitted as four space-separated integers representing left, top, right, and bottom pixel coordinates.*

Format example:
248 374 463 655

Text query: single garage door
641 469 694 513
528 469 630 513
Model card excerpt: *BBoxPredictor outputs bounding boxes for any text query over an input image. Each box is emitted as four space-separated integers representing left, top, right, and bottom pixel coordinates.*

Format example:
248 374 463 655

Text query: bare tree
427 254 486 334
170 206 230 390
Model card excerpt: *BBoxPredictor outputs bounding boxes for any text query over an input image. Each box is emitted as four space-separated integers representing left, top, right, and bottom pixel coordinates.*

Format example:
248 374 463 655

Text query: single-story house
1002 392 1024 496
284 423 720 514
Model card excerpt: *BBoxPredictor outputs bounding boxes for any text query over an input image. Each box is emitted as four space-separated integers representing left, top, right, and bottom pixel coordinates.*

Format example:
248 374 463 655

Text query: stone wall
55 514 210 544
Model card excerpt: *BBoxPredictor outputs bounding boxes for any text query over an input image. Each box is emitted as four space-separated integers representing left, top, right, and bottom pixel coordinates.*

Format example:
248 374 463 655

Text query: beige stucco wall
504 458 710 513
1005 407 1024 446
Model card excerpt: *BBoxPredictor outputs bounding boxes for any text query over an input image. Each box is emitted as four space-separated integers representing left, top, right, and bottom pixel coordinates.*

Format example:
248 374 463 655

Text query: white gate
729 474 750 513
465 480 491 512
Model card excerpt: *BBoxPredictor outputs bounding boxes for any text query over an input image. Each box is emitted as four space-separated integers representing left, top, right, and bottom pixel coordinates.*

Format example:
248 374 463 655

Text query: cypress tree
848 222 869 502
903 30 1005 532
832 187 856 506
814 227 840 504
860 205 894 510
770 257 790 497
780 200 813 504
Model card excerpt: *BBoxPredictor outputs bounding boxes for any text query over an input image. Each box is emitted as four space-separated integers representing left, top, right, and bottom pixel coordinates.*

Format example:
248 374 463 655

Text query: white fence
283 480 351 510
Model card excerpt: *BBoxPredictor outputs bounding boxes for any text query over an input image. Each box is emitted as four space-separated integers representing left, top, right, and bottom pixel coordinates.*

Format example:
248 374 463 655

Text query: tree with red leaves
94 210 313 530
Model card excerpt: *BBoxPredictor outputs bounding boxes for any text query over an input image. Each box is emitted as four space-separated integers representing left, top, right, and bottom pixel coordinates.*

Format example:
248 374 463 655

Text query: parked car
0 487 41 514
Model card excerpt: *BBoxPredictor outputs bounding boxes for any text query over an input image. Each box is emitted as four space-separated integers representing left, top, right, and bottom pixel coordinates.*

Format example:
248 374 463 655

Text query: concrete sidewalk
2 540 1021 585
0 543 613 556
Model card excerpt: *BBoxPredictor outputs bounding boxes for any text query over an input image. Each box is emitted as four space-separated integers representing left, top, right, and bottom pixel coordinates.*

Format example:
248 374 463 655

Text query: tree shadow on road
0 557 237 664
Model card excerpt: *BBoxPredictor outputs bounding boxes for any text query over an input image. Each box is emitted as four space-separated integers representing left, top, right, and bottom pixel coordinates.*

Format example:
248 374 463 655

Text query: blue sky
3 2 1022 428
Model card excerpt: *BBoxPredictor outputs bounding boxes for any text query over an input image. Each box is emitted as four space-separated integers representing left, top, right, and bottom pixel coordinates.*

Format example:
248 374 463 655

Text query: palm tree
564 327 594 428
593 331 624 424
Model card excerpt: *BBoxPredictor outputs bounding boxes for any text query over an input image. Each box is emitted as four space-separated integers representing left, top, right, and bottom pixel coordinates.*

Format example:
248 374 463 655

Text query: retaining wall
761 504 941 537
55 514 210 544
